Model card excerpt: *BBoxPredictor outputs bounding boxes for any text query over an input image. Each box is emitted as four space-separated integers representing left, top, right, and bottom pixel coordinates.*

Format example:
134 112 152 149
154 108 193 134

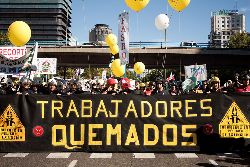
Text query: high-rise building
0 0 72 45
89 24 112 45
208 10 245 48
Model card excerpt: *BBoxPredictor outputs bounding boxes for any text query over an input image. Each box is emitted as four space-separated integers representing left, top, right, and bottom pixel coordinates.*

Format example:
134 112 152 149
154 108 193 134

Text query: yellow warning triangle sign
0 105 25 141
219 102 250 138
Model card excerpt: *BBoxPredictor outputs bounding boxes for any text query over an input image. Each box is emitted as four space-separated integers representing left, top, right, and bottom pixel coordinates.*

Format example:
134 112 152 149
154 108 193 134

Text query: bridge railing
23 41 222 48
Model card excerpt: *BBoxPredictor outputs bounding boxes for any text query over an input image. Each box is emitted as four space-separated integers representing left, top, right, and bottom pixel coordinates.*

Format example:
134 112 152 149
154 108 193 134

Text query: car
180 41 199 47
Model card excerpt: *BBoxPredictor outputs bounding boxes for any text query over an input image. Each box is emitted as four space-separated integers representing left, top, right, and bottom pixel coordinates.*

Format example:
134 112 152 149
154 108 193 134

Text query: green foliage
141 69 164 82
125 69 138 80
57 67 76 79
81 68 112 79
0 31 9 45
227 32 250 48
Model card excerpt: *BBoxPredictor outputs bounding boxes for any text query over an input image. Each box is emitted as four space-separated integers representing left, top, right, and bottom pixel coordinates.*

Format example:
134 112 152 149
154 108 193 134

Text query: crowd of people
0 72 249 95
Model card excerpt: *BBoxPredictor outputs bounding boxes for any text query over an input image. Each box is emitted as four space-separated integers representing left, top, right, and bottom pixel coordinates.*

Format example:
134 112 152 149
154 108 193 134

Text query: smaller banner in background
118 11 129 65
185 64 207 81
37 58 57 74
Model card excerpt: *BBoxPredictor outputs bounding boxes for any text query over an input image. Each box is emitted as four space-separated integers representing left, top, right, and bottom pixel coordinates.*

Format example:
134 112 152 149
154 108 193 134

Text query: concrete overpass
37 46 250 68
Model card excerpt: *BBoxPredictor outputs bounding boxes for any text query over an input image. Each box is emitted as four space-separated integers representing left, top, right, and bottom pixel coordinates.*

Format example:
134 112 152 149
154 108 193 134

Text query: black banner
0 93 249 152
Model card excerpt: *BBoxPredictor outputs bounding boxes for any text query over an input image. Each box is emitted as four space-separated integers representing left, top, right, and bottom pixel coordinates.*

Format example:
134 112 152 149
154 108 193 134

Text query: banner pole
124 64 126 78
179 58 182 81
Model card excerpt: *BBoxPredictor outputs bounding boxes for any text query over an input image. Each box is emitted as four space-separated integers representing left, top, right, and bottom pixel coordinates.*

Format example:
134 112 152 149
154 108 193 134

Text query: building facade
89 24 112 45
208 10 245 48
0 0 72 45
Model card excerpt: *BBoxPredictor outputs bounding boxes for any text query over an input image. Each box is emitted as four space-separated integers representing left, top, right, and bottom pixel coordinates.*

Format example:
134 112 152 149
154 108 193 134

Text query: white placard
37 58 57 74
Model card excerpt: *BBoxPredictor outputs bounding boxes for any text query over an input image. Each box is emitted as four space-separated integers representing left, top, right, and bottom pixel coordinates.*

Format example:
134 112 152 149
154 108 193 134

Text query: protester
106 78 118 95
0 71 249 96
209 76 221 93
235 74 250 93
17 77 32 95
119 78 134 95
45 78 59 95
134 82 146 95
152 78 169 95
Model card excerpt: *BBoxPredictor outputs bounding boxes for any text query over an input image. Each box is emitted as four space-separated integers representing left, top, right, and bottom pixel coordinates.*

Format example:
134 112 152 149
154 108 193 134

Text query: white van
180 41 199 47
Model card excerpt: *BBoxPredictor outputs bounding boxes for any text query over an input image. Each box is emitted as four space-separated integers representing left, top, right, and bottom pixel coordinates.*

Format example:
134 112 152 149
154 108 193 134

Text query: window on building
223 36 225 39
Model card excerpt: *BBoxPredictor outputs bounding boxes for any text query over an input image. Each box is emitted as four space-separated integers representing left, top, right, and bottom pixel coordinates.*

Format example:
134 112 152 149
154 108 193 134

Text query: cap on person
20 77 31 84
210 76 220 83
107 78 116 85
48 78 57 86
120 78 131 89
139 83 146 87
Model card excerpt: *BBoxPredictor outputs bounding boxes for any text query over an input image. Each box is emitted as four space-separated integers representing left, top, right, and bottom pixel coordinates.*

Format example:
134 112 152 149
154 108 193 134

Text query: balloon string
166 1 169 14
178 12 181 33
137 12 139 42
167 11 174 21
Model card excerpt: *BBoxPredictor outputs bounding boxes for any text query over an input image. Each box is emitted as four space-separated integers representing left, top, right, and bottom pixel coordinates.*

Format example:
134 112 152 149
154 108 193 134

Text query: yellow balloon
8 21 31 46
112 65 125 77
109 44 119 55
125 0 150 12
105 34 117 46
168 0 190 12
111 59 121 69
134 62 145 74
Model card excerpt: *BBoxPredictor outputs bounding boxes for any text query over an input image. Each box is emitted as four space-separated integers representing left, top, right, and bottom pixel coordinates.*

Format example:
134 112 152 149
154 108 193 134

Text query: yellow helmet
210 76 220 83
139 83 146 87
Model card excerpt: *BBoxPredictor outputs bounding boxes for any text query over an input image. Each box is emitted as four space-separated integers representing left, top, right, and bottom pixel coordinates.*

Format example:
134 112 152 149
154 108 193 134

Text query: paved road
0 152 249 167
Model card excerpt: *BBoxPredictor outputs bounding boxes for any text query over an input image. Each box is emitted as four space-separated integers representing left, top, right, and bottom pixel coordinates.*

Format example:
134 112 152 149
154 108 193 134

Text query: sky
70 0 250 44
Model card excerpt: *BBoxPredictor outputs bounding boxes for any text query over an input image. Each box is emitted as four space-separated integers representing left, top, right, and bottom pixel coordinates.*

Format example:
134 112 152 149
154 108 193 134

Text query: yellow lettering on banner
185 100 197 117
106 124 121 145
88 124 103 145
141 101 152 117
52 125 67 146
95 100 108 117
37 101 48 118
52 100 63 118
125 124 140 145
81 100 92 117
109 100 122 118
70 124 85 145
156 101 167 118
144 124 159 146
163 124 177 146
181 125 197 146
200 99 212 117
66 100 79 118
125 100 138 118
170 101 182 118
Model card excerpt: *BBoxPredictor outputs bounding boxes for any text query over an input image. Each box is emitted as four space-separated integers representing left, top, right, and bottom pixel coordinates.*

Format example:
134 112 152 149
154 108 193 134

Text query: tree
141 69 164 82
81 68 110 79
227 32 250 48
57 67 77 79
0 31 9 45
